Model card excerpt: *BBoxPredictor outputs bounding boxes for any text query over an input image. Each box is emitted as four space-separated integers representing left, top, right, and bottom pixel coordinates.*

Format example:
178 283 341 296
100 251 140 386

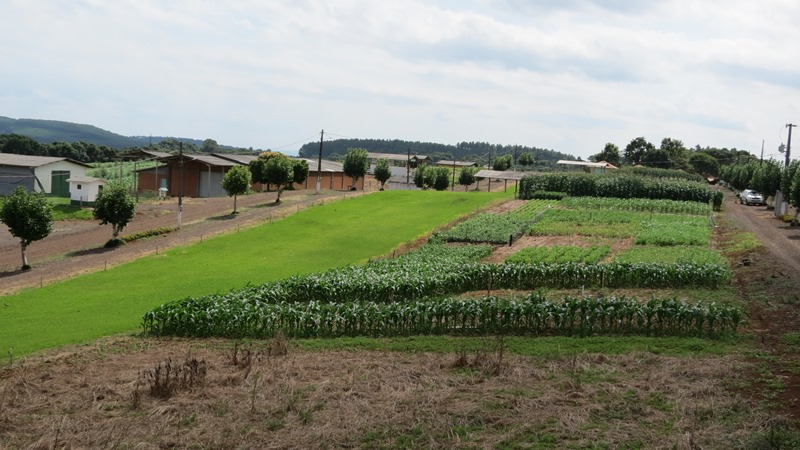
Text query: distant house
295 158 366 191
66 176 106 206
0 153 91 197
556 160 619 174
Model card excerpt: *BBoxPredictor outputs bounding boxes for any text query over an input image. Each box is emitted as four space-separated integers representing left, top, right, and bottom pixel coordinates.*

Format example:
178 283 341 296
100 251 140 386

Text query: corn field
519 173 714 204
142 294 743 339
559 196 712 215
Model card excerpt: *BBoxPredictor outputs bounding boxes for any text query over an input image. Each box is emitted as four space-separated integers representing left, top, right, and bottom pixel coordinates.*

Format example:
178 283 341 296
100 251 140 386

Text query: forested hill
297 138 575 162
0 116 220 150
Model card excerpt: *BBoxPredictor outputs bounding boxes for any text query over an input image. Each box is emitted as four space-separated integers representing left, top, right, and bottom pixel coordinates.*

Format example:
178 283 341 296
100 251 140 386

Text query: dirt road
721 188 800 275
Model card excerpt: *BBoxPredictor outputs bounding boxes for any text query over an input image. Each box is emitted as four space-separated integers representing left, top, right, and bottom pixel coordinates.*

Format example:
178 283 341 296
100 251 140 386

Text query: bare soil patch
0 337 770 449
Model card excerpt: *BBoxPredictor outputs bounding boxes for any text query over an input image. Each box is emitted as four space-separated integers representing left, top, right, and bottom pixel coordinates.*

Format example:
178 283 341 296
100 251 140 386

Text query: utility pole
786 124 796 167
316 129 324 194
760 139 764 165
178 142 184 229
406 148 411 186
451 154 456 191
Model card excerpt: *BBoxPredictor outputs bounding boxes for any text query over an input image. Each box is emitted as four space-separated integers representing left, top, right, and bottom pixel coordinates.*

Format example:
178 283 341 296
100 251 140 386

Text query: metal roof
368 152 430 161
118 149 172 160
296 158 344 172
436 160 478 167
213 153 259 164
0 153 92 168
474 170 527 181
159 153 239 167
556 160 618 169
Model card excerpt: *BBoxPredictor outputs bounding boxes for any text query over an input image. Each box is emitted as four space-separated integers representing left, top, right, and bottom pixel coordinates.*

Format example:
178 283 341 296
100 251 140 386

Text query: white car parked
739 189 765 206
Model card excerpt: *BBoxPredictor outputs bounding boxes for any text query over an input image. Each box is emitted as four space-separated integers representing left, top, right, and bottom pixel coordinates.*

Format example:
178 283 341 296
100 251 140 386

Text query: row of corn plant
559 196 712 215
430 200 553 244
519 173 713 203
143 256 732 331
142 294 743 339
617 166 706 182
505 245 610 264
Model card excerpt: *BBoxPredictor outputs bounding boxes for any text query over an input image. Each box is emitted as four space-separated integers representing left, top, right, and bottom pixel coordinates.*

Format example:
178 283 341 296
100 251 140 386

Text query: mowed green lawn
1 190 506 357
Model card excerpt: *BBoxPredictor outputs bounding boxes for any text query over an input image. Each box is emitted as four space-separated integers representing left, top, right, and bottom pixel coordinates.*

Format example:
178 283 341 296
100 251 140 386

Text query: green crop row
559 196 712 215
615 246 727 265
529 209 712 245
635 221 711 246
431 200 553 244
505 245 610 264
519 173 713 203
142 294 743 339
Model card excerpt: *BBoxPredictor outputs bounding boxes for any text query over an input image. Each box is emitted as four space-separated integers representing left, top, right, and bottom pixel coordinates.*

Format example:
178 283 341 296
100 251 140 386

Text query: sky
2 0 800 161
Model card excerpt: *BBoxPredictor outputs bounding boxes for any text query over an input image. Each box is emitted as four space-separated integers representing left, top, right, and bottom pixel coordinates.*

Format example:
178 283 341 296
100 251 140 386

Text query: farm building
135 153 365 198
66 176 106 206
296 158 366 191
556 160 619 174
0 153 91 197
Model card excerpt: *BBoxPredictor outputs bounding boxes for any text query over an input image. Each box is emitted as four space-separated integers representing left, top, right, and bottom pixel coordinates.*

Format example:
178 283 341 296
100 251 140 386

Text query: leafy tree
264 154 294 203
0 186 54 270
517 152 534 166
202 138 220 153
249 151 285 190
431 167 451 191
590 143 620 166
413 165 428 189
660 138 689 170
623 137 655 165
781 160 799 199
751 161 782 202
640 149 671 168
790 168 800 224
492 155 513 171
373 158 392 190
688 152 720 176
292 159 309 187
222 165 252 214
458 167 478 190
343 148 369 190
93 183 137 245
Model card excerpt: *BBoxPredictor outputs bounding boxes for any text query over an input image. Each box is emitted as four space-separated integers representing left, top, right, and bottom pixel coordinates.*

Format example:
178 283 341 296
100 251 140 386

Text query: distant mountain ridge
0 116 218 150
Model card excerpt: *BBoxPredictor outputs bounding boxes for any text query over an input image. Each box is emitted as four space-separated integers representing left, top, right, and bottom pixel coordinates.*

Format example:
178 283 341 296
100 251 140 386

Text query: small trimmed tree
517 152 534 166
222 165 252 214
458 167 478 190
0 186 53 270
93 183 137 246
431 167 451 191
292 159 309 187
264 154 294 203
343 148 369 190
374 158 391 190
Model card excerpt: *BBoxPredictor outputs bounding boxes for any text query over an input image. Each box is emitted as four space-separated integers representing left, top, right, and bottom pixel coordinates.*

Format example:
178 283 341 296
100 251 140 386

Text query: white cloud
2 0 800 159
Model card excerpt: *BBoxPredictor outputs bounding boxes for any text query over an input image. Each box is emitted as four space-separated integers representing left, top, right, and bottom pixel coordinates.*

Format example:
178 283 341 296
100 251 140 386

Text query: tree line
588 136 758 177
297 138 575 164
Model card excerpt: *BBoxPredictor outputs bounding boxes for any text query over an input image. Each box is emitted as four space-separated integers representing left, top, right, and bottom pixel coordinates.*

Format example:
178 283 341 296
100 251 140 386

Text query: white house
66 176 106 206
0 153 92 197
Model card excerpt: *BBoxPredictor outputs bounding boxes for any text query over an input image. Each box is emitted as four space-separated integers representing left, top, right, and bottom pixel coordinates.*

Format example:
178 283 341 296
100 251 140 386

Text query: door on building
51 170 71 197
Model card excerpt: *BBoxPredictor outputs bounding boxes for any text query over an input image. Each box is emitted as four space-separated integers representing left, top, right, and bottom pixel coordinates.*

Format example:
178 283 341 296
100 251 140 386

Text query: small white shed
67 176 106 206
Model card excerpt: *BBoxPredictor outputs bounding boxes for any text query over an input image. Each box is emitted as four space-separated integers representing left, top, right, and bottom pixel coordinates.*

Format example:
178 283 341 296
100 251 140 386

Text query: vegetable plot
431 200 553 244
143 294 743 339
505 245 610 264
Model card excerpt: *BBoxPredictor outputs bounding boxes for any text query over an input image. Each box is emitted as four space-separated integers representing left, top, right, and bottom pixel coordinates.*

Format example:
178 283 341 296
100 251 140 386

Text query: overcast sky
3 0 800 160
